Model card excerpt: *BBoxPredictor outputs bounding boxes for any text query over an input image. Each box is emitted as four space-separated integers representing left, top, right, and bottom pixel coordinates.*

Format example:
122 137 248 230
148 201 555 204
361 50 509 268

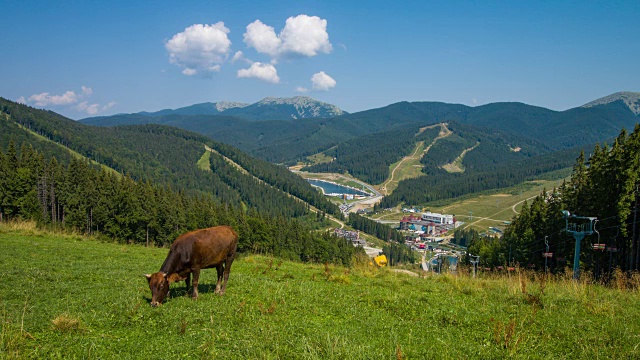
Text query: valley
1 91 639 267
3 4 639 358
82 93 639 216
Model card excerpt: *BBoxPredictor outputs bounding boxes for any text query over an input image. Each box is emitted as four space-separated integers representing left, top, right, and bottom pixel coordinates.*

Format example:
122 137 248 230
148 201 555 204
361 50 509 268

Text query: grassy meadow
2 222 640 359
434 179 567 232
371 178 567 233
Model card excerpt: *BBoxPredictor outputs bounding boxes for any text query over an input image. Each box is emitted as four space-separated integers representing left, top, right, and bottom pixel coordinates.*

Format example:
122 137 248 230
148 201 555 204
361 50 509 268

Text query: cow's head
144 272 169 307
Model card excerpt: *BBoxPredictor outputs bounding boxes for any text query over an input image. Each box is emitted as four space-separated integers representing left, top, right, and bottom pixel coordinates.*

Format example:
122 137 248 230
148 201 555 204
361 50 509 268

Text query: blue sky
1 0 638 119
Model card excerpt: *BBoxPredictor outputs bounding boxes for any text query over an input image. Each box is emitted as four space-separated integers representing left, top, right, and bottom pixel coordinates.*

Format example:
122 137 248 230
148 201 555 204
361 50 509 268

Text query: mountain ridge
100 96 347 121
581 91 640 116
79 91 640 165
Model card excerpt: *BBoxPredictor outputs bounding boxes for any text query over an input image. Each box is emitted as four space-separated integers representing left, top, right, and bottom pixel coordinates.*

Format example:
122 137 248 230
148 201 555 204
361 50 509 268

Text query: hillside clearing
441 141 480 173
197 149 211 171
379 123 452 195
2 224 640 358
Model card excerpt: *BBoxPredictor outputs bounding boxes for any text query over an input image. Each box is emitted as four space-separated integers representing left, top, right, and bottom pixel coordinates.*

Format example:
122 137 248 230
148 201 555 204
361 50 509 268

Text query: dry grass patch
51 314 83 333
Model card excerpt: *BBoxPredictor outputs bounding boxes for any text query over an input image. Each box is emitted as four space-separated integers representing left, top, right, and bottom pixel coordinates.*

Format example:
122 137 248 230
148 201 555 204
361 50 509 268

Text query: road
346 177 383 213
297 171 383 215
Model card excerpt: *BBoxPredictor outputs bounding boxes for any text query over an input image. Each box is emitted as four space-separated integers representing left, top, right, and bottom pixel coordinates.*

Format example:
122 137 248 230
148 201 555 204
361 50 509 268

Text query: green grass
3 222 640 359
440 142 479 174
392 141 428 181
433 179 566 232
305 152 334 166
378 141 427 195
197 150 211 171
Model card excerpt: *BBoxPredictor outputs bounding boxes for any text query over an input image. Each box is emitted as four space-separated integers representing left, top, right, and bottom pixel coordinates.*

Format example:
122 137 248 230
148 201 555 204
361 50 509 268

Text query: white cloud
244 20 281 58
21 86 115 115
243 15 332 60
165 22 231 76
280 15 332 57
295 86 308 93
75 100 116 115
76 101 100 115
231 50 254 65
102 101 116 111
231 51 244 63
28 91 79 106
237 62 280 84
311 71 336 91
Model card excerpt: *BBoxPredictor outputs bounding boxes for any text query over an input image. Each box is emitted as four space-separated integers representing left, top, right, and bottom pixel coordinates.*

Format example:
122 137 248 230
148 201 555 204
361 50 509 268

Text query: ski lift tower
561 210 597 280
469 254 480 278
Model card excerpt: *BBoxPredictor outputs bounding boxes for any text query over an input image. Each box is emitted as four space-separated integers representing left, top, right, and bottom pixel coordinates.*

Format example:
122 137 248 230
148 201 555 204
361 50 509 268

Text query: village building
400 212 457 234
333 228 366 246
421 211 455 225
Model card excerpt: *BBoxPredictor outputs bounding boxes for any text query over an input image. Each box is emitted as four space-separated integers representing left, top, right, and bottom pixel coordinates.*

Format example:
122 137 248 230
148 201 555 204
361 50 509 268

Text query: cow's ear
144 274 152 282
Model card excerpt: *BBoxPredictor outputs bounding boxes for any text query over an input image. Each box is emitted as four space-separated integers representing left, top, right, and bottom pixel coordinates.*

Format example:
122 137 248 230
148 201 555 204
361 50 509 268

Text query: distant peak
215 101 249 112
257 96 315 105
582 91 640 115
255 96 346 118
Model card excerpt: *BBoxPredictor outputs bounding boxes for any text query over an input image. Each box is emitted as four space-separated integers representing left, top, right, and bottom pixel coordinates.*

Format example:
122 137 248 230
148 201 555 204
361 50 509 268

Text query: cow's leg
214 264 224 294
191 268 201 299
220 256 235 295
185 273 192 295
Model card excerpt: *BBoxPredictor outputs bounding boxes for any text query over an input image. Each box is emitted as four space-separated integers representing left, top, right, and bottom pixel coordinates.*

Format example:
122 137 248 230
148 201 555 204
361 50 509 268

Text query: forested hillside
373 118 599 208
0 98 362 264
302 125 442 184
379 148 579 208
468 124 640 276
206 141 338 216
0 142 360 265
0 98 340 218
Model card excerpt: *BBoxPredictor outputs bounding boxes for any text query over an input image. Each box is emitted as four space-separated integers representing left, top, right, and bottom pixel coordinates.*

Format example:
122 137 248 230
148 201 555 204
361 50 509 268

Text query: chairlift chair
590 220 606 251
606 228 620 253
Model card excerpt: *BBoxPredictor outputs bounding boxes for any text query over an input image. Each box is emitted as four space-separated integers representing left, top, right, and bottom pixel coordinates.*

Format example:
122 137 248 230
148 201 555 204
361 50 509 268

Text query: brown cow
145 225 238 307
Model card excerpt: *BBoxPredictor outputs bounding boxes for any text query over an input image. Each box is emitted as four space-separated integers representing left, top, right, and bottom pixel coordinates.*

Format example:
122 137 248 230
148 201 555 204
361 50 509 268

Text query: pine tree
1 141 19 218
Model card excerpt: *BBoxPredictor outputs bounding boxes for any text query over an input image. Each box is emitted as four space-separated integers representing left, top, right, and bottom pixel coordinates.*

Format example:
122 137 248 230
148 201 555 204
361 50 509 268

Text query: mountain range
4 91 638 211
77 91 640 207
94 96 347 121
81 92 640 161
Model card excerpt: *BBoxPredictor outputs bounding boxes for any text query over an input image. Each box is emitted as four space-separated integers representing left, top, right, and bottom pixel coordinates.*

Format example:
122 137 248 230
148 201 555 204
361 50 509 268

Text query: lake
307 179 369 196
